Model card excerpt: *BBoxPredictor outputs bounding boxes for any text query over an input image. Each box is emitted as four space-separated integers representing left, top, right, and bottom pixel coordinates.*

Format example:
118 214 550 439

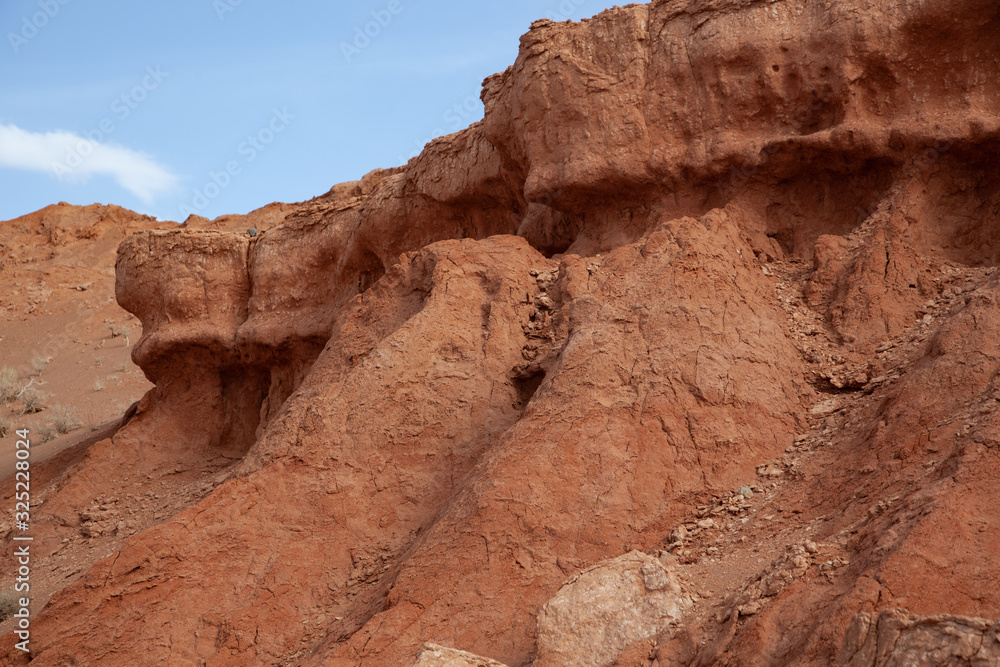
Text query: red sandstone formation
3 0 1000 665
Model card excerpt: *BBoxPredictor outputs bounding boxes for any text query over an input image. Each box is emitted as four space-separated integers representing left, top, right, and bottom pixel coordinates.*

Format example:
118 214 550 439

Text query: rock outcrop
535 551 688 667
839 609 1000 667
414 644 511 667
2 0 1000 665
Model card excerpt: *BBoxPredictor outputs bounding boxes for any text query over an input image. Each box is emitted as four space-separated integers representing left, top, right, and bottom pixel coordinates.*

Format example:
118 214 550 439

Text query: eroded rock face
839 609 1000 667
5 0 1000 665
323 208 808 666
25 236 553 666
117 230 251 379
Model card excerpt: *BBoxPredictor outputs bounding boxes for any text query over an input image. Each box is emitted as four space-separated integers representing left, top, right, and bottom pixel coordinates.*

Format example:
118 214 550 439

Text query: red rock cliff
4 0 1000 665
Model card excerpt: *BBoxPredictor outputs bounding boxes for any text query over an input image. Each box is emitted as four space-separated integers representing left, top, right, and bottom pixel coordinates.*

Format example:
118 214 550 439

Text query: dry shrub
19 388 46 414
50 405 80 434
0 367 20 403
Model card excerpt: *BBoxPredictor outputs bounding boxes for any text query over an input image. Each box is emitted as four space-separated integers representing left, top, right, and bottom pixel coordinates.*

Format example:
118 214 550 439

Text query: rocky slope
3 0 1000 665
0 202 298 626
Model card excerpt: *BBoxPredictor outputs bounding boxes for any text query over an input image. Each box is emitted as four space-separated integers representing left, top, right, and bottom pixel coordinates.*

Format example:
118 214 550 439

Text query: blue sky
0 0 619 223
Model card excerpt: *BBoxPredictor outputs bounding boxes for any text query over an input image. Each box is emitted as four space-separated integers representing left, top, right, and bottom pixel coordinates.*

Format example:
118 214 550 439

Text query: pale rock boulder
413 643 510 667
535 551 688 667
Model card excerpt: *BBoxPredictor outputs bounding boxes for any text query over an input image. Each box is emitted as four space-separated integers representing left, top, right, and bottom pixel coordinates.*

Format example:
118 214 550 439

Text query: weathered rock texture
414 644 511 667
0 200 298 660
535 551 688 667
3 0 1000 665
839 609 1000 667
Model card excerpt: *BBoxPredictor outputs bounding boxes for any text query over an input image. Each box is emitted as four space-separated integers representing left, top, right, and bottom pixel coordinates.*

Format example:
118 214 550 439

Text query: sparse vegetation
0 415 10 438
0 366 20 403
106 321 132 345
82 408 104 432
30 355 51 375
35 424 55 444
93 378 105 392
95 356 103 368
117 362 128 373
0 589 19 622
19 387 46 414
50 405 80 435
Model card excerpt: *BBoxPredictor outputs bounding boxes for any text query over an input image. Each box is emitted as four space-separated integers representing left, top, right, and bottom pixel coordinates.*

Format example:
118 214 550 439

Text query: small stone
805 541 819 554
640 562 671 592
670 525 688 544
697 518 715 530
738 486 754 499
80 524 103 539
810 399 841 416
657 551 680 568
534 294 555 310
535 271 558 289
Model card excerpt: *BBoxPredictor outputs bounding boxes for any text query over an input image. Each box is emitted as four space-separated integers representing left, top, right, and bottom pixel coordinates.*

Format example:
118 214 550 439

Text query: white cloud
0 122 179 203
